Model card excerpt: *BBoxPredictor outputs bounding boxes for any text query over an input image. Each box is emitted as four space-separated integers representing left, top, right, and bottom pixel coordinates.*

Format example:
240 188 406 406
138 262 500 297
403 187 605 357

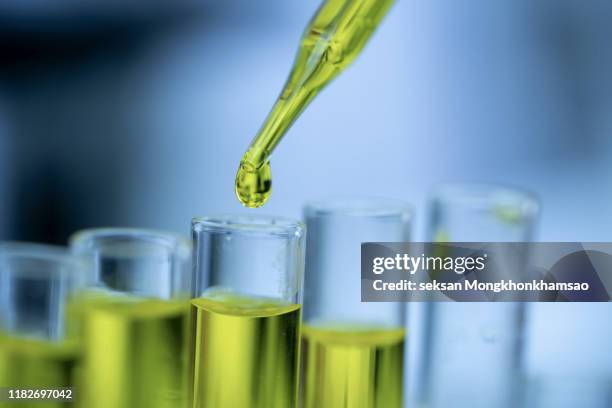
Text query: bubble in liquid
481 328 498 343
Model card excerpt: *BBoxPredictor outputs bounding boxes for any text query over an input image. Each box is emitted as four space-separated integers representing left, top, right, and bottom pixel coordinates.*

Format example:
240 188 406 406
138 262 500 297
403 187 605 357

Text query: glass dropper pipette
235 0 395 208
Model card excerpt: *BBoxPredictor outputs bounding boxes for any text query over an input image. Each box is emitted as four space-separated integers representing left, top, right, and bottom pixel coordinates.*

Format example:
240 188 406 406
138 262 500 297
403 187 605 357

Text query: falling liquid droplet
235 160 272 208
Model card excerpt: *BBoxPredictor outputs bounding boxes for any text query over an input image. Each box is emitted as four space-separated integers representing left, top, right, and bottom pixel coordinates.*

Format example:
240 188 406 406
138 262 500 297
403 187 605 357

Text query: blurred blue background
0 0 610 405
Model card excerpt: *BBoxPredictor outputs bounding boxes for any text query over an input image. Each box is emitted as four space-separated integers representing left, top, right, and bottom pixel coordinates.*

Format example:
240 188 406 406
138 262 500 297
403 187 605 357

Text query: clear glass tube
302 198 412 408
415 183 539 408
69 228 192 408
191 215 305 408
0 242 88 393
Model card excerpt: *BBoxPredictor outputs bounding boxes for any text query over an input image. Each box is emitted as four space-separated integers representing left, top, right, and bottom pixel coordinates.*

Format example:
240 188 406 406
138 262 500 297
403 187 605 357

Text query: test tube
415 183 539 408
0 243 88 399
302 198 412 408
191 215 305 408
69 228 192 408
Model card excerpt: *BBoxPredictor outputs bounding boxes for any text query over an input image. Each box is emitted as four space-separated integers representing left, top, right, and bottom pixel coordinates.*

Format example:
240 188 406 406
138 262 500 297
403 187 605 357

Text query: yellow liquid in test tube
302 325 405 408
80 297 189 408
236 0 395 207
190 292 302 408
0 334 79 408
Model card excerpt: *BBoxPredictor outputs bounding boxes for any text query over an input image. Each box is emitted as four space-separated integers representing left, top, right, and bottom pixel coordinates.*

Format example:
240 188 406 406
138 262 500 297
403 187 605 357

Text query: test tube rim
69 227 192 259
429 182 540 216
0 241 87 279
192 214 304 239
304 196 413 220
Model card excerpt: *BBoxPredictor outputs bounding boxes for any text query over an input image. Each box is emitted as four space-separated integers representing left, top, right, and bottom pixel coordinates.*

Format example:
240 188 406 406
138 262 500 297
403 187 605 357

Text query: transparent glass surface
414 183 539 408
191 215 305 408
69 228 192 408
70 228 192 299
0 242 89 396
429 183 539 242
302 198 412 408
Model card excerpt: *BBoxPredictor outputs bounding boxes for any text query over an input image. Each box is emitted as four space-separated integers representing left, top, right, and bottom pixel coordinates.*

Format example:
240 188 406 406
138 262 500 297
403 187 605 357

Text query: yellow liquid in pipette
302 325 405 408
190 292 302 408
236 0 395 207
235 160 272 208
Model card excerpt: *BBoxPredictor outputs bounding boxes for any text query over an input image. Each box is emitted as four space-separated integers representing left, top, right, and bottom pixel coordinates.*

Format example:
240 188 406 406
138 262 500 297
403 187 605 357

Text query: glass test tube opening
415 183 539 408
0 242 89 395
429 182 539 242
69 228 192 408
191 215 305 408
302 197 412 408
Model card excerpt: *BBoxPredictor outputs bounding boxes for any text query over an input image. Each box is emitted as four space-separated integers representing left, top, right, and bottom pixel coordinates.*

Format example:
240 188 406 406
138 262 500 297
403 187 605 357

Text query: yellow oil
190 292 302 408
302 325 405 408
235 159 272 208
0 333 79 408
80 297 189 408
236 0 395 207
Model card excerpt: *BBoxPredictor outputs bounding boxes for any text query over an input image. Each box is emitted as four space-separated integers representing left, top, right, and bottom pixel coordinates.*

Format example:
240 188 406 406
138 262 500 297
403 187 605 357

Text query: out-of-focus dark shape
0 1 207 244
